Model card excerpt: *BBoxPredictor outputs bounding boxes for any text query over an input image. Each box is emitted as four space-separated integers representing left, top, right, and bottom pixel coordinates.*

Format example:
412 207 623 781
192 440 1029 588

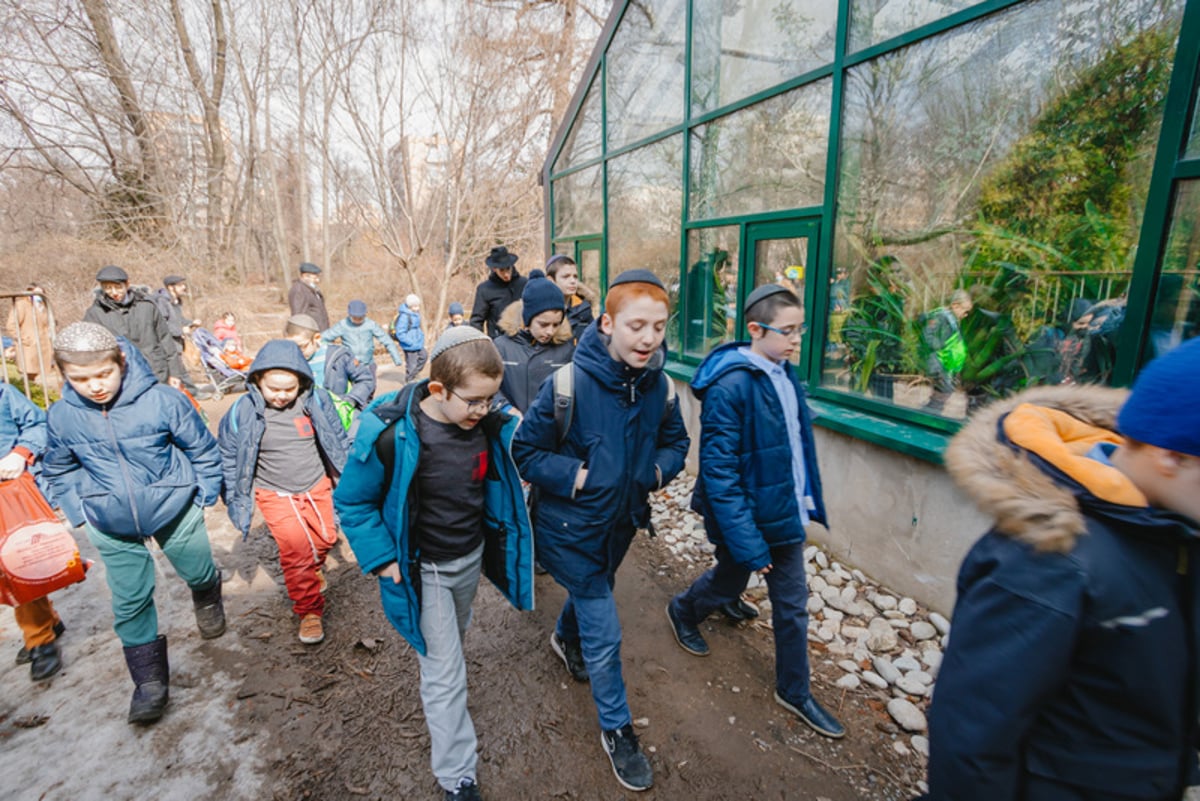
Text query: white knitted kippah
429 325 490 361
54 321 118 353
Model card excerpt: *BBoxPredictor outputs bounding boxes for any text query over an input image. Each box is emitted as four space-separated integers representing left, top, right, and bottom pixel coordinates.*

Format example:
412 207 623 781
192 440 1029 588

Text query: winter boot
123 635 170 724
191 573 226 639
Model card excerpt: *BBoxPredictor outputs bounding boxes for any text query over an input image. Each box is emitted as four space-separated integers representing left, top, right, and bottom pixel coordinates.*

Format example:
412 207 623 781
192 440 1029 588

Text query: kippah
744 283 793 314
608 269 664 291
545 254 573 270
430 325 491 361
54 321 118 353
1118 337 1200 458
163 275 186 287
288 314 321 332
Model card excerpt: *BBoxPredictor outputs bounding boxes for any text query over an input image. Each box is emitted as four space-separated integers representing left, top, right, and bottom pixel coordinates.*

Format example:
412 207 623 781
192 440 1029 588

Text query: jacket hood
62 335 159 410
691 341 768 398
246 339 315 388
497 300 574 344
573 319 666 399
944 384 1160 552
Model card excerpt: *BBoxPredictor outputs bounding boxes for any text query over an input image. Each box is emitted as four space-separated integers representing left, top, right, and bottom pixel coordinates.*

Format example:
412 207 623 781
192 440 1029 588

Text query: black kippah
743 283 792 314
608 269 665 291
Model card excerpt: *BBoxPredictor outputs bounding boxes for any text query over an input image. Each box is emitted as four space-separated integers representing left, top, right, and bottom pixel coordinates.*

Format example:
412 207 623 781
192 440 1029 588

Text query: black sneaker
718 598 760 622
550 631 589 682
445 777 482 801
600 724 653 791
666 600 709 656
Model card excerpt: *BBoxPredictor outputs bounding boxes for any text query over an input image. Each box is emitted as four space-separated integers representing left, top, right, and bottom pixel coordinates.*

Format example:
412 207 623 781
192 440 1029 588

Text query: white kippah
429 326 490 361
54 321 119 353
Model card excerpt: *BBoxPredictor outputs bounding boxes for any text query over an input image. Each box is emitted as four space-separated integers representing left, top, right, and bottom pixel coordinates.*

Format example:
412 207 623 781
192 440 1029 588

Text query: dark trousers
674 540 811 703
404 348 428 383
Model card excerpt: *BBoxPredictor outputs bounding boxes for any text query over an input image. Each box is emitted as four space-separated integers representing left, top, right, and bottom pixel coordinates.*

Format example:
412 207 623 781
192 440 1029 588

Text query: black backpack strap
553 363 574 446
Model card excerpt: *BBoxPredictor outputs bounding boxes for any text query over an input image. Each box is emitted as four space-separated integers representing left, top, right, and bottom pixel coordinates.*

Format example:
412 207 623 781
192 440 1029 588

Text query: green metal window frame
544 0 1200 463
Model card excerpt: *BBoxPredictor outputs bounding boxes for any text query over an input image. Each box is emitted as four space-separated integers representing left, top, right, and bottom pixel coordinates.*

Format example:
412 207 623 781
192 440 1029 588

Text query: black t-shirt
413 405 488 563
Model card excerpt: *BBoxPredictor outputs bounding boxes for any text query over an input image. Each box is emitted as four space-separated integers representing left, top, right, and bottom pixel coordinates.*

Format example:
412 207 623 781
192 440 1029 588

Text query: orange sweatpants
13 596 60 648
254 476 337 618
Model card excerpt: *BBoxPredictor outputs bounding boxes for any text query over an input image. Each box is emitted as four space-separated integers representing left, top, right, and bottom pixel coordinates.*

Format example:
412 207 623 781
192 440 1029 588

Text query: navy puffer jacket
43 338 221 538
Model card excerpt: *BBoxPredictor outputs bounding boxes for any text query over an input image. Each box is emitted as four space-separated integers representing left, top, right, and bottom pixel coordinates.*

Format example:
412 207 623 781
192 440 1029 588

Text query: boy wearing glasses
665 284 844 739
334 325 533 801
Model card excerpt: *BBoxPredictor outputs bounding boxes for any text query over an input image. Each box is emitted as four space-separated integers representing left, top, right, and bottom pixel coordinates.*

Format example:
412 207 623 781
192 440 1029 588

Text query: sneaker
444 777 482 801
316 567 328 595
718 598 760 622
298 614 324 644
600 724 653 791
29 642 62 681
774 691 846 739
665 600 709 656
550 631 589 682
16 620 65 665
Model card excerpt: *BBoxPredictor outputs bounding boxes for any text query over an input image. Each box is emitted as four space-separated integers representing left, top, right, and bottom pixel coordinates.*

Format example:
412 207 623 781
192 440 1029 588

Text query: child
545 255 594 343
218 340 349 644
285 314 375 419
323 300 404 377
665 284 843 741
1 381 65 681
924 340 1200 800
213 311 243 351
42 322 225 724
494 269 574 413
220 339 253 372
334 326 533 801
445 302 467 330
392 294 428 383
512 269 689 792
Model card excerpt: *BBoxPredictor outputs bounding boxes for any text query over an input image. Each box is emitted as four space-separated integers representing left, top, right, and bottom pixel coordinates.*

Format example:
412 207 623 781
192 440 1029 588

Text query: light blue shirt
740 347 810 527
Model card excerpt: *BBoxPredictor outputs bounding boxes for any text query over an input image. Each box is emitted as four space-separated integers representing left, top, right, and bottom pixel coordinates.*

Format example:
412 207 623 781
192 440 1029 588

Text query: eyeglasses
758 322 807 339
449 388 494 413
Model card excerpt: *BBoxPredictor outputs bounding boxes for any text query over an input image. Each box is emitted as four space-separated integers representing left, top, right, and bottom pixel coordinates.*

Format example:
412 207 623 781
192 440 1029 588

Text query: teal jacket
333 381 534 655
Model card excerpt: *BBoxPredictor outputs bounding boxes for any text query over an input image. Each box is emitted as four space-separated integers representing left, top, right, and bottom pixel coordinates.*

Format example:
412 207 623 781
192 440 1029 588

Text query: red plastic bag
0 472 90 606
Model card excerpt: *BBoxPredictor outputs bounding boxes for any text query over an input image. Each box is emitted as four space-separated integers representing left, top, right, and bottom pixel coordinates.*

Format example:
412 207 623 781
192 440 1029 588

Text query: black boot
29 642 62 681
191 574 226 639
16 619 66 665
123 635 169 724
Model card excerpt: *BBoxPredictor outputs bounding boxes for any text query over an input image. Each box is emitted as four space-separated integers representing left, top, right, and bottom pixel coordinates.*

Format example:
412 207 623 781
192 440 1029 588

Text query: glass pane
607 135 684 351
827 0 1185 419
848 0 977 53
555 77 602 172
606 0 687 151
691 0 836 114
579 246 601 288
1188 88 1200 158
682 226 740 358
690 80 832 221
1149 180 1200 356
753 237 810 366
553 164 603 239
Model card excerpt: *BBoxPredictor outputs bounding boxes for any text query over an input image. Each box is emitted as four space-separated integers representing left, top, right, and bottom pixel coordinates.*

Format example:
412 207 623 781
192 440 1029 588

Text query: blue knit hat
521 269 565 326
348 300 367 317
1118 337 1200 457
448 302 465 316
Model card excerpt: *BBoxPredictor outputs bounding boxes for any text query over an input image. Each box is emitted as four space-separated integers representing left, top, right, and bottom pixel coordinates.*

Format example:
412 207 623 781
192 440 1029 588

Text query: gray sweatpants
417 542 483 791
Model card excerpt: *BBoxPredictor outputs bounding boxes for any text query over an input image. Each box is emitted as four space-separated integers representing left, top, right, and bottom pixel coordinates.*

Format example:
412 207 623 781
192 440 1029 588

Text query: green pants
86 504 218 647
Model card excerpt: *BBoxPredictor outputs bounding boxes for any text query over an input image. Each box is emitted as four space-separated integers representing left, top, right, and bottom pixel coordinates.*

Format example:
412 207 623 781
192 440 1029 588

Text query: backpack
551 363 676 445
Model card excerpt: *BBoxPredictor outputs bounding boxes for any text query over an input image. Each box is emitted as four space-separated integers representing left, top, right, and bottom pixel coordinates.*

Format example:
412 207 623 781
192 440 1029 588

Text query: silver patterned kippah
54 321 119 353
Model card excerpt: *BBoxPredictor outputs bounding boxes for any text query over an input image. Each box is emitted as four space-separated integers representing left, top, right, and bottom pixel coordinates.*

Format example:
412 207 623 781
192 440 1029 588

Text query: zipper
103 407 143 535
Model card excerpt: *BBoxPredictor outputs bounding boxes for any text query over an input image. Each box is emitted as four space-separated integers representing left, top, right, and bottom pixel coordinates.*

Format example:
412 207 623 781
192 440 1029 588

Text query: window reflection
606 0 687 151
682 227 740 358
555 79 602 172
553 165 603 239
848 0 977 53
1149 181 1200 357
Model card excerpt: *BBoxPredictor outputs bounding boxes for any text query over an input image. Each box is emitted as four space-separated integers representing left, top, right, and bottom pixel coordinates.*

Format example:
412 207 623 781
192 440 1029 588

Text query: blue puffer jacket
392 304 425 351
689 342 827 571
333 381 534 655
512 321 690 596
218 339 350 536
321 342 375 409
0 383 47 489
322 316 402 365
43 339 221 538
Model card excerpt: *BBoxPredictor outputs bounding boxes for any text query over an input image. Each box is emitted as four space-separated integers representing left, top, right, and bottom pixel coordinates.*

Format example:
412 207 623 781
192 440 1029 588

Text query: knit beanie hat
448 302 465 316
521 269 565 326
1118 337 1200 457
430 325 491 361
347 300 368 317
54 321 118 353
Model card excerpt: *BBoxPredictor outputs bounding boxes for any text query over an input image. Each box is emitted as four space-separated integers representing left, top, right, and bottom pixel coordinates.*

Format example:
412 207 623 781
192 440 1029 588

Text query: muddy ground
1 364 929 801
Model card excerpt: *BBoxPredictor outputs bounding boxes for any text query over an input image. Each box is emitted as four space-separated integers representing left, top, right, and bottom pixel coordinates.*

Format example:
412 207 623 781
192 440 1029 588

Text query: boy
334 326 533 801
42 322 225 724
1 381 65 681
392 294 428 383
445 302 467 330
285 314 375 420
494 269 574 413
512 269 689 792
322 300 403 377
665 284 842 740
219 340 349 644
926 340 1200 800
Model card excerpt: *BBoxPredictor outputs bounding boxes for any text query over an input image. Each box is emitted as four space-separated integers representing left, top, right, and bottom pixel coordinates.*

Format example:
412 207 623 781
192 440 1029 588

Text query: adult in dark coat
83 265 185 387
288 262 330 331
470 246 527 338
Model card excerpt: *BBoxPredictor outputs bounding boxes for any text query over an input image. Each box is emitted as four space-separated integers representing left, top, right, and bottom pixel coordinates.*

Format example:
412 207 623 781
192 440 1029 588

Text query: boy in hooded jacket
218 340 349 645
512 269 690 793
665 285 843 740
285 314 376 420
925 339 1200 801
493 269 574 414
392 294 428 383
334 326 534 801
43 322 225 725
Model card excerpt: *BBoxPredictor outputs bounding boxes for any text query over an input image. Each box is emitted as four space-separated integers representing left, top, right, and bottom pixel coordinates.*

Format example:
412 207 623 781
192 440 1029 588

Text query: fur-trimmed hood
945 384 1138 553
497 299 574 344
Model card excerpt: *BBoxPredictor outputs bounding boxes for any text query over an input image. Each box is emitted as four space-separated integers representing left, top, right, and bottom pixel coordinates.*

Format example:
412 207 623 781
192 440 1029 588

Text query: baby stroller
192 327 247 400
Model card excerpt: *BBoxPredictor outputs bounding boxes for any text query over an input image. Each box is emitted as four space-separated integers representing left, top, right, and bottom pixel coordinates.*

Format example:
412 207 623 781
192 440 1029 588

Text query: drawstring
283 489 335 563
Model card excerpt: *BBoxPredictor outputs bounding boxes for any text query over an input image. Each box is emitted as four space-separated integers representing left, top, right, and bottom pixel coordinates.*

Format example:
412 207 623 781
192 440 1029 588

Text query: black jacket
493 301 575 413
84 287 184 383
470 269 527 338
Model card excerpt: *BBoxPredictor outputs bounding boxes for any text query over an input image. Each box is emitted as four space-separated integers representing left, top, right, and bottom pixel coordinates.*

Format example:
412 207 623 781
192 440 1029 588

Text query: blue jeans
674 540 812 703
557 589 629 731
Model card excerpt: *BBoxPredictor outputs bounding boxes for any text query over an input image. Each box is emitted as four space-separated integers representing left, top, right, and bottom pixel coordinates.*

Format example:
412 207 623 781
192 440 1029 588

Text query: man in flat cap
84 265 186 389
289 262 330 331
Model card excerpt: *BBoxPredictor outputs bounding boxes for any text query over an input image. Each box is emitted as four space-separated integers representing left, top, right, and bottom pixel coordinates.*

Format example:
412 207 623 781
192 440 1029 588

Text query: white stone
892 740 911 756
899 597 918 615
806 595 825 615
823 571 845 588
867 617 899 652
837 659 861 674
839 586 858 606
872 656 901 685
817 625 837 642
805 562 817 576
872 594 898 612
809 575 828 593
896 675 928 696
851 569 867 584
908 670 934 686
883 610 906 620
852 647 871 663
887 698 928 732
747 572 764 589
814 550 829 569
823 608 844 624
893 655 922 672
929 612 951 636
633 717 650 728
910 621 938 641
911 735 930 758
921 650 943 673
835 674 861 690
888 619 910 629
804 545 818 563
861 670 889 689
841 625 869 642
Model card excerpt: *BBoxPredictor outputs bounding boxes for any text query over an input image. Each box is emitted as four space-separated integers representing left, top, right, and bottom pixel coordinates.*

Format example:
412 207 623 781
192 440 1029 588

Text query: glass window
691 0 836 115
605 0 687 151
682 226 740 358
1187 85 1200 159
752 236 810 366
554 77 602 172
848 0 978 53
607 135 684 350
553 164 603 239
689 80 832 221
827 0 1185 419
1148 180 1200 356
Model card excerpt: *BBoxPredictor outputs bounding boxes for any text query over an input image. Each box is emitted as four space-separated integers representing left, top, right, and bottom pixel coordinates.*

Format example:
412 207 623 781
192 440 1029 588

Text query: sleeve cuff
13 446 35 465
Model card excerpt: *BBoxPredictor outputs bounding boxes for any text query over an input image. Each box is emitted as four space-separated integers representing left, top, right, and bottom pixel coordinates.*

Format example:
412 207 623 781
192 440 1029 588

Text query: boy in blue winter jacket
43 322 225 725
322 300 403 376
666 284 844 740
218 339 349 645
335 326 533 801
513 269 690 792
392 294 428 383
